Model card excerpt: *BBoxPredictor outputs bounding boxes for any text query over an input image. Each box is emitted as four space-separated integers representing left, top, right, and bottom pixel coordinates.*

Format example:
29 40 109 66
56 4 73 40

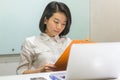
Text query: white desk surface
0 71 120 80
0 71 56 80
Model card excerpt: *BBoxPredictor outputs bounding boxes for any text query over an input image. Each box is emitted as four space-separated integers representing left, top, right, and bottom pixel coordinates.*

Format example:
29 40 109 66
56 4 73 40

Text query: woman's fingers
44 64 57 72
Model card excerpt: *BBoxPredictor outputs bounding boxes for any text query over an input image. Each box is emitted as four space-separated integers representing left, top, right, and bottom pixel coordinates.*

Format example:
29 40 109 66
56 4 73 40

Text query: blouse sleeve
16 38 35 74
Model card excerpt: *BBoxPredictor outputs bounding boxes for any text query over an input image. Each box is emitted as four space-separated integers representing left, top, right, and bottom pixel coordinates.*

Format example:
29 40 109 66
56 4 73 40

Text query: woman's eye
54 20 58 24
62 24 66 26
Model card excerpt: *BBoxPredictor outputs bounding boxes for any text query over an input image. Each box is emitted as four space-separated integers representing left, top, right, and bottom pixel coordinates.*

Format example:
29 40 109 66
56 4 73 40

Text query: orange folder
55 40 92 71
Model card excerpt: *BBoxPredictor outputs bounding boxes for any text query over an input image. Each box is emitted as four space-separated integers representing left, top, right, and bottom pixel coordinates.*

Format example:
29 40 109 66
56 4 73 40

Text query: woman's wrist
23 66 45 74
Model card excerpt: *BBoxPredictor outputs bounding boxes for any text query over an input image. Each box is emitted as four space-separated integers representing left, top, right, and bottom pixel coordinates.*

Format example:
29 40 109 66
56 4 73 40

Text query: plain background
90 0 120 42
0 0 89 54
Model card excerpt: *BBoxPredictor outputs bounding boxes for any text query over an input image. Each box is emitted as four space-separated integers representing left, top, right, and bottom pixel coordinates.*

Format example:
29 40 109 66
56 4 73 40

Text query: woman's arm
23 64 56 74
23 66 45 74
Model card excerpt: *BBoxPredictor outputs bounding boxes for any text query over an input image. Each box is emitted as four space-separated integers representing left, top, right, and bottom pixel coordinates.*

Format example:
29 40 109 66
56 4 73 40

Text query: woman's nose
56 24 62 29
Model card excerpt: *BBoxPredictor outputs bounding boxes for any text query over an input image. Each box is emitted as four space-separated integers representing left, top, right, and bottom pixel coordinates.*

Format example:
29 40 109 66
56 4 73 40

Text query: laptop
50 42 120 80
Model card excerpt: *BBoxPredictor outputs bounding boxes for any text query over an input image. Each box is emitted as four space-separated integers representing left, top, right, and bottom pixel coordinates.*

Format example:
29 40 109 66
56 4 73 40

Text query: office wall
0 54 19 76
0 62 19 76
90 0 120 42
0 0 89 54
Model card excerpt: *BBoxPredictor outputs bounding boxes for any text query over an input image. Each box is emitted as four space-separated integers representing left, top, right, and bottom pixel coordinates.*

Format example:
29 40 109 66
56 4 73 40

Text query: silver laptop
50 42 120 80
66 42 120 80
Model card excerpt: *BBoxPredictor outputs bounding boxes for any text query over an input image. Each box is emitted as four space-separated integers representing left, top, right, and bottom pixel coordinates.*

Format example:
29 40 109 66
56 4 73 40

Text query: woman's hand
43 64 56 72
23 64 56 74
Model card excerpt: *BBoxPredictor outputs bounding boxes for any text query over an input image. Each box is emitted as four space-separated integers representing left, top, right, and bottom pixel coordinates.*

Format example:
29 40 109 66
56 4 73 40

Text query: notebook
50 42 120 80
55 40 91 71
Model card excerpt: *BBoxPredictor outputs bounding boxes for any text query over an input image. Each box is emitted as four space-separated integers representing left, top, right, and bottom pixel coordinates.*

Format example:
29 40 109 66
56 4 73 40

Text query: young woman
16 1 72 74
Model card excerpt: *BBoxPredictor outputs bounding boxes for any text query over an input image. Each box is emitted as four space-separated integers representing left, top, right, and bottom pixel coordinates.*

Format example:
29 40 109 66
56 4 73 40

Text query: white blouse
16 33 71 74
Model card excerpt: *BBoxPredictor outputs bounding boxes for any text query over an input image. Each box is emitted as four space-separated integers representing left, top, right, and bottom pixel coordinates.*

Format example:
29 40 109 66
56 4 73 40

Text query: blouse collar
40 33 60 42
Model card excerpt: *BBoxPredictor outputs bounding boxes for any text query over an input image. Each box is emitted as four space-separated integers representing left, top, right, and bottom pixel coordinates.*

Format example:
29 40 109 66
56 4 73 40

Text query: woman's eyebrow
54 18 59 21
54 18 67 23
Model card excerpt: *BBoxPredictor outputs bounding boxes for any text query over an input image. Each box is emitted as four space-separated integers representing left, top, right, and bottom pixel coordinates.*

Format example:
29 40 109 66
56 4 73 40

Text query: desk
0 71 120 80
0 71 55 80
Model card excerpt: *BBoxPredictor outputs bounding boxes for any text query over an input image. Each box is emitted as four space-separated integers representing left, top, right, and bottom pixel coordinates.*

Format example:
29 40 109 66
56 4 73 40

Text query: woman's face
44 12 67 37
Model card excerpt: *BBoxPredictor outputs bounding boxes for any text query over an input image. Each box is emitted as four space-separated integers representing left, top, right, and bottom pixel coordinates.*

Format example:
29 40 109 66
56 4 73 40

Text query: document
55 40 91 71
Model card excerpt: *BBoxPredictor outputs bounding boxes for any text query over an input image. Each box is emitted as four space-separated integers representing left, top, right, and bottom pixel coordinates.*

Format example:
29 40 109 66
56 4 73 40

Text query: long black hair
39 1 72 37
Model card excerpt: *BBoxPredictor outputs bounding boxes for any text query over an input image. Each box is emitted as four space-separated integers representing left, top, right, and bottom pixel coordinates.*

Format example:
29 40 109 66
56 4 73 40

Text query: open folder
55 40 92 71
